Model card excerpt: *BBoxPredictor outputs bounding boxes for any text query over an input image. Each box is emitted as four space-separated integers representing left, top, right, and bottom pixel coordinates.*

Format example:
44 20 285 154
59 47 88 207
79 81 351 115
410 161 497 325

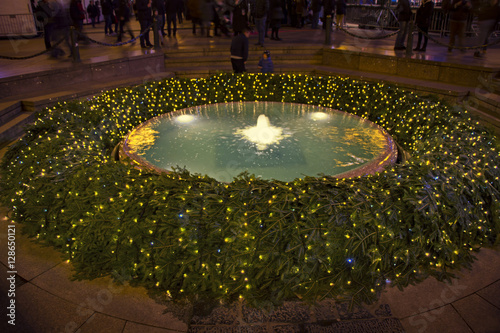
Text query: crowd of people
32 0 499 61
394 0 499 57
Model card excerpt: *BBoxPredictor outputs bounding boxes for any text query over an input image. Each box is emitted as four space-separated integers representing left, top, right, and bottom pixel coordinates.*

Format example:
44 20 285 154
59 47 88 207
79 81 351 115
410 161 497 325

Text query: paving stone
29 262 187 331
376 247 500 320
400 304 472 333
124 321 184 333
476 279 500 309
452 294 500 333
0 212 63 282
78 312 126 333
14 282 92 333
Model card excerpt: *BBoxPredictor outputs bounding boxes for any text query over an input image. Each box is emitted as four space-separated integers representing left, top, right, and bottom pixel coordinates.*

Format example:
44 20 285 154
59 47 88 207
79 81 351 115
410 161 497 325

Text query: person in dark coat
394 0 411 50
37 0 56 50
322 0 335 30
136 0 153 48
413 0 434 51
187 0 203 35
213 0 230 36
472 0 500 57
231 0 248 36
310 0 321 28
230 27 250 73
270 0 284 40
87 0 99 27
443 0 471 52
102 0 114 35
166 0 182 36
336 0 346 30
69 0 85 35
152 0 166 37
116 0 134 42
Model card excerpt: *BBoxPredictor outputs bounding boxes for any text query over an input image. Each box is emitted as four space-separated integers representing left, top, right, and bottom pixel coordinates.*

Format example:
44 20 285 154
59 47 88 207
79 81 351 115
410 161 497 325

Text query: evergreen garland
1 73 499 309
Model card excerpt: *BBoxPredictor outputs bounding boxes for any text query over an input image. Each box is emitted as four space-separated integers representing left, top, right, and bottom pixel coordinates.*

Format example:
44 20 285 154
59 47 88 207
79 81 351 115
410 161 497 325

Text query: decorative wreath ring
1 73 499 308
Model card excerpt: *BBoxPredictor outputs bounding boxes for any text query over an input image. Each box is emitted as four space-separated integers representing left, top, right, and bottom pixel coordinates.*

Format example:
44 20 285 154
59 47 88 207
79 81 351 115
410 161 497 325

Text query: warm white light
235 114 288 150
310 112 329 121
176 114 196 124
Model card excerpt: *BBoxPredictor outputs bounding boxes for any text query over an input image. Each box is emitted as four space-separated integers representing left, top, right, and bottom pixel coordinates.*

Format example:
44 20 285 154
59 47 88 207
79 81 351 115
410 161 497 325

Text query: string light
1 73 498 308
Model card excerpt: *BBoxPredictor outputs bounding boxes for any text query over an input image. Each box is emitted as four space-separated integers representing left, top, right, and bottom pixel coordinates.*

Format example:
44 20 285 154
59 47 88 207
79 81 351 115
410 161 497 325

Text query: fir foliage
1 73 499 308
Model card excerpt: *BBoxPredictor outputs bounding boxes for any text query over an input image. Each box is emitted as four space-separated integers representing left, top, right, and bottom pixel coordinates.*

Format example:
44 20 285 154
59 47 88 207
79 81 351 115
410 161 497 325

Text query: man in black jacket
230 28 250 73
136 0 153 48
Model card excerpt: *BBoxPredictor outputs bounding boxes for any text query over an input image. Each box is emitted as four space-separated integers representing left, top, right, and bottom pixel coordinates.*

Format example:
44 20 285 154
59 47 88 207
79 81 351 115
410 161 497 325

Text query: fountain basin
122 102 397 182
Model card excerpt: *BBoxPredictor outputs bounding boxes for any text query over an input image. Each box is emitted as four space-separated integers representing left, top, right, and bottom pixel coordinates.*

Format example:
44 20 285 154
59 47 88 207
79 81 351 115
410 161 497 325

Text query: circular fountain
122 102 397 182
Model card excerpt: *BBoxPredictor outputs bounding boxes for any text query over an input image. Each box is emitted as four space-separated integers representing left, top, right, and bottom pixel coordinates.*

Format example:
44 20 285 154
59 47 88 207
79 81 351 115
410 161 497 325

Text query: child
258 50 274 73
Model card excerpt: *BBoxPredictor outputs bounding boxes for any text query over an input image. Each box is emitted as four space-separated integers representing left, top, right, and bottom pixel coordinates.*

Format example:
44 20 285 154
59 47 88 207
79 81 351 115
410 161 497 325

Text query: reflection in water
123 102 397 182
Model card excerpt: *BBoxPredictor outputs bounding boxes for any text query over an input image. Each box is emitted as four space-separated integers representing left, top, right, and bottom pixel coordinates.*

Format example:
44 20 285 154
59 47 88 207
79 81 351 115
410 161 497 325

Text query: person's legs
139 19 151 46
104 14 112 34
255 16 266 45
117 19 125 41
421 26 429 50
448 20 457 51
394 20 408 49
231 58 246 73
311 11 319 29
43 23 53 49
475 19 496 54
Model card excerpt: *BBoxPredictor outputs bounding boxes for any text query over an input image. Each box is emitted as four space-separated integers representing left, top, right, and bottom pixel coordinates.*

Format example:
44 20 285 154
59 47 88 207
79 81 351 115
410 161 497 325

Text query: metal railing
345 4 500 36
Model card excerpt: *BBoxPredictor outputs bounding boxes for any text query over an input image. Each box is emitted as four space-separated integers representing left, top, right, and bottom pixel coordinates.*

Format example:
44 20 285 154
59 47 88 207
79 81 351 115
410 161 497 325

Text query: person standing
136 0 154 48
254 0 269 46
38 0 56 50
232 0 248 36
336 0 346 30
413 0 434 51
270 0 284 40
152 0 166 37
310 0 321 28
166 0 182 37
230 27 250 73
394 0 411 50
201 0 214 37
102 0 114 35
213 0 230 36
69 0 85 36
322 0 335 31
294 0 305 28
87 0 99 27
116 0 134 42
187 0 203 35
443 0 471 53
472 0 499 57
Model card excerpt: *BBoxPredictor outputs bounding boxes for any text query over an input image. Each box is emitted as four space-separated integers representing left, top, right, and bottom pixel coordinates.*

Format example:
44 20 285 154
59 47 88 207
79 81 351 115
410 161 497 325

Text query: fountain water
235 114 288 150
122 102 397 182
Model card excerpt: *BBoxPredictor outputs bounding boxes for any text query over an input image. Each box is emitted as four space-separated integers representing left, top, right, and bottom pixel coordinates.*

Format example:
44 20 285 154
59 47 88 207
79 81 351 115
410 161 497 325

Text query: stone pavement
0 19 500 333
